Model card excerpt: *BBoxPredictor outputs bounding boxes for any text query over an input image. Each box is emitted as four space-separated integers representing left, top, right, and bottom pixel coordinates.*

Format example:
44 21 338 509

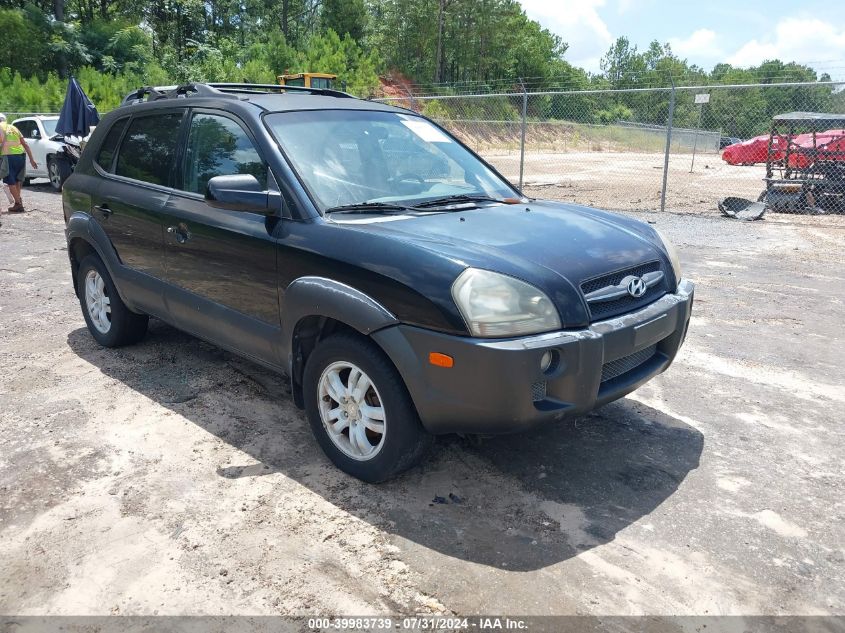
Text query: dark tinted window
182 113 266 195
96 118 128 172
14 120 36 138
310 77 332 89
115 113 182 185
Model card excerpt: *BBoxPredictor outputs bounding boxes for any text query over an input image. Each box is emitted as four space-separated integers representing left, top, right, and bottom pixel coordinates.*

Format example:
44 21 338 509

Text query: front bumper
372 279 694 435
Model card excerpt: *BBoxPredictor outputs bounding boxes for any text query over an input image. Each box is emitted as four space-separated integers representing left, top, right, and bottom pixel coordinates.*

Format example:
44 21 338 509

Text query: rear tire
77 254 148 347
303 333 433 482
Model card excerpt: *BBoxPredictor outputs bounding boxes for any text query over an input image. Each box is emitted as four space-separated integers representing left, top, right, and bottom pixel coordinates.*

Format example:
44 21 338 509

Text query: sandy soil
1 184 844 623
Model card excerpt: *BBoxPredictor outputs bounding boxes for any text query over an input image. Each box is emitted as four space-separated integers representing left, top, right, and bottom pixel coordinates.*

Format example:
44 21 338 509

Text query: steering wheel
389 172 428 196
391 172 426 184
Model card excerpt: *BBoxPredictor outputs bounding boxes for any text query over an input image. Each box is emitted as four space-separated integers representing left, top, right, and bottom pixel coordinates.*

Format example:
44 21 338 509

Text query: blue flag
56 77 100 138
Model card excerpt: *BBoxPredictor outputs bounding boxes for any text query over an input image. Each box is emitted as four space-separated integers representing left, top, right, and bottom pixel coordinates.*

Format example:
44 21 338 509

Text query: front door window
182 113 266 195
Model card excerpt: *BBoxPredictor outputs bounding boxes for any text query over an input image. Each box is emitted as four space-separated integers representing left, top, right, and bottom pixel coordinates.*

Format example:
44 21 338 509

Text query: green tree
0 8 48 78
294 29 380 95
322 0 367 43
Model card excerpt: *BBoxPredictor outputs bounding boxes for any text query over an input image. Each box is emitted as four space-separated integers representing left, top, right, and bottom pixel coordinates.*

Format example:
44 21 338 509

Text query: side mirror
205 174 271 214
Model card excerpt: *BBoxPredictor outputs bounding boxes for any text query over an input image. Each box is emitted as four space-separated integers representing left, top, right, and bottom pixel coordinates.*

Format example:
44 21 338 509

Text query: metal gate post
660 82 676 213
519 79 527 190
689 102 703 172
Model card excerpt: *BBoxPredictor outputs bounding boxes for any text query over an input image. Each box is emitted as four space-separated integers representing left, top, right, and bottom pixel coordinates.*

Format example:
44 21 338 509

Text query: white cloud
616 0 636 14
519 0 614 73
669 29 722 60
728 17 845 67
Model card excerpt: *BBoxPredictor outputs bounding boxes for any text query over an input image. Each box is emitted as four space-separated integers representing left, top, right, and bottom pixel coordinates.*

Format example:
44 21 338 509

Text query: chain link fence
378 81 845 215
8 82 845 215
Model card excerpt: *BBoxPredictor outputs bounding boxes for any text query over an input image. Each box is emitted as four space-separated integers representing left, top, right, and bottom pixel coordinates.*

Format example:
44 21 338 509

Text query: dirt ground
487 150 770 213
1 183 844 623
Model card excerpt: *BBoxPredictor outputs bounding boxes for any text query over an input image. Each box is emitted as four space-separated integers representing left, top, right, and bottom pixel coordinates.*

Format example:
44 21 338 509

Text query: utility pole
54 0 67 78
519 78 527 190
660 81 676 214
435 0 446 83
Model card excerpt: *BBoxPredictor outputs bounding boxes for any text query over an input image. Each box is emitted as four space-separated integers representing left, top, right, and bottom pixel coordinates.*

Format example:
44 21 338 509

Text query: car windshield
42 119 58 137
264 109 517 212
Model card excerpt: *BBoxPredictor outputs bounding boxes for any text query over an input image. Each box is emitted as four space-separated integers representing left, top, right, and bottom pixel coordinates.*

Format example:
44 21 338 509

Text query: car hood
335 199 668 327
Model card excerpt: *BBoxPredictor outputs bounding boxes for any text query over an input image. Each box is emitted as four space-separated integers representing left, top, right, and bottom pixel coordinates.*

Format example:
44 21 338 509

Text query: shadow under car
67 320 703 572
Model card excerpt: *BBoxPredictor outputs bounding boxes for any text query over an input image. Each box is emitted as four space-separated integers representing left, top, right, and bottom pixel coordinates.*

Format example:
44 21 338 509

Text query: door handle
93 204 112 218
167 225 191 244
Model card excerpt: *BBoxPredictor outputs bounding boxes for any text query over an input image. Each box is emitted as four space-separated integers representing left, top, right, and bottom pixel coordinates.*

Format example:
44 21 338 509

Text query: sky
518 0 845 78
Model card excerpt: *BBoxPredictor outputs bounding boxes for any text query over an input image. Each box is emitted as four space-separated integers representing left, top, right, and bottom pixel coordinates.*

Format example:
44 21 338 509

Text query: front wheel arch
282 277 400 406
289 315 390 408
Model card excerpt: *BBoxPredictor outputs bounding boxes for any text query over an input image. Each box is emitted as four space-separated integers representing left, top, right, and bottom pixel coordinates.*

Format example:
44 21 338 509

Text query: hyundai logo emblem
627 276 648 298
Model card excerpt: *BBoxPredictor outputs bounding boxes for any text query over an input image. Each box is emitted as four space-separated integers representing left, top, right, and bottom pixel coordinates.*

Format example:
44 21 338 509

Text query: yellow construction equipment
277 73 337 90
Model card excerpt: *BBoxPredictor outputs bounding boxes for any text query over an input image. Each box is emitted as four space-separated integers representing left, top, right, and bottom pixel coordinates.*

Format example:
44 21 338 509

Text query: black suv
63 83 693 482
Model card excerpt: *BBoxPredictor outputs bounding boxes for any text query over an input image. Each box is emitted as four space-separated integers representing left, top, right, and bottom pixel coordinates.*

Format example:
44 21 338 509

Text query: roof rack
207 82 353 99
121 84 223 105
121 82 353 106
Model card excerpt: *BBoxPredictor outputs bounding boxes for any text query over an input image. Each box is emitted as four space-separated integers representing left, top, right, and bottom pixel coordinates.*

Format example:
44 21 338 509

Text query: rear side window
182 113 266 195
96 118 128 172
115 113 183 186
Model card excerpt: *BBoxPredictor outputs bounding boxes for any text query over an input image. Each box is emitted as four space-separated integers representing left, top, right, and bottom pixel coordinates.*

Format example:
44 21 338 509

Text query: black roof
120 82 404 114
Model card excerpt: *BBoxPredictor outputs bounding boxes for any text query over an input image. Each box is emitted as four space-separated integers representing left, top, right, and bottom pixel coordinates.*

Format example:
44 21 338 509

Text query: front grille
581 261 667 321
601 344 658 383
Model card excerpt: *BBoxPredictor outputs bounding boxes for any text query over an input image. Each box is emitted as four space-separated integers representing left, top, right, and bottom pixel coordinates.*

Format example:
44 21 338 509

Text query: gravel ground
1 183 844 622
486 150 774 213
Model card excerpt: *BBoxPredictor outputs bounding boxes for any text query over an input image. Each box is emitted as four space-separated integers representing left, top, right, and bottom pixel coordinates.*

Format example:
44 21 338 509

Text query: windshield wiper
325 201 421 214
326 195 520 215
412 194 515 209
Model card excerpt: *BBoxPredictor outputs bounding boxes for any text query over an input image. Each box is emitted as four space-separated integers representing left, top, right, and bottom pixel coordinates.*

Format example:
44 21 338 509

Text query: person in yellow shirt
0 113 39 213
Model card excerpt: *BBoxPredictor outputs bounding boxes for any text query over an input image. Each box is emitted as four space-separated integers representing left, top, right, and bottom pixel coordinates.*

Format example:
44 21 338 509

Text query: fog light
540 350 557 373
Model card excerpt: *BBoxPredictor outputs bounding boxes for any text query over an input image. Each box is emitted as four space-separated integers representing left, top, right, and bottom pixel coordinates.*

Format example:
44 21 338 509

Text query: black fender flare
281 276 399 355
65 212 133 307
281 276 399 403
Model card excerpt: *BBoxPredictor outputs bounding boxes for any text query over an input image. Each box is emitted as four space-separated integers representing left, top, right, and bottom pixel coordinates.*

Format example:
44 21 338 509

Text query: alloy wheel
318 361 386 460
49 160 61 188
84 269 111 334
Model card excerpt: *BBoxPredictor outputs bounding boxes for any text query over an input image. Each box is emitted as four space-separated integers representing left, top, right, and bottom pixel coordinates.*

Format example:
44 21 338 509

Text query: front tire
303 333 433 482
77 254 148 347
48 156 64 192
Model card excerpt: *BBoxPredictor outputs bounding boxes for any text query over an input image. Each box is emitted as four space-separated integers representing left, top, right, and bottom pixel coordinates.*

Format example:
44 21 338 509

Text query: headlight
654 228 682 286
451 268 561 337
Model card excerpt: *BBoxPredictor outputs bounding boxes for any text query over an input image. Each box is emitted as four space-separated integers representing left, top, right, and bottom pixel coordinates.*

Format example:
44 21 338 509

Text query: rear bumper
372 279 694 435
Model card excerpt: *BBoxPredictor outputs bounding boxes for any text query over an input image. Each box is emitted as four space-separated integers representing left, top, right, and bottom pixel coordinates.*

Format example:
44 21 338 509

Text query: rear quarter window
115 113 183 186
95 118 129 172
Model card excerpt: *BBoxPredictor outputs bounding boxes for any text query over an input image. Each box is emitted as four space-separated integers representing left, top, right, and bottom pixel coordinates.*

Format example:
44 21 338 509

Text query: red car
786 129 845 169
722 134 787 166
